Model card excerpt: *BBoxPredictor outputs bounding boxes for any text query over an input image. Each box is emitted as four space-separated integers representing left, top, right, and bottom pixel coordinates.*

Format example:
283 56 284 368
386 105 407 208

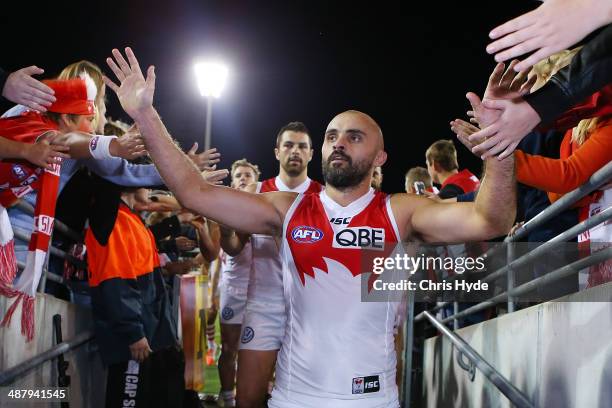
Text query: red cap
42 78 95 115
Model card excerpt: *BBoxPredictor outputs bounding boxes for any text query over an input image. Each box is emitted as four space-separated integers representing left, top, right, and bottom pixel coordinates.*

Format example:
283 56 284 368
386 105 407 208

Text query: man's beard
282 157 306 177
322 151 372 189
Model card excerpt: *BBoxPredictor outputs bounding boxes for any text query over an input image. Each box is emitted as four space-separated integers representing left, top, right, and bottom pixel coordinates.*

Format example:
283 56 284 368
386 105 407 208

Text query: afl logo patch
12 165 27 180
291 226 324 243
222 306 234 321
241 326 255 344
89 136 100 151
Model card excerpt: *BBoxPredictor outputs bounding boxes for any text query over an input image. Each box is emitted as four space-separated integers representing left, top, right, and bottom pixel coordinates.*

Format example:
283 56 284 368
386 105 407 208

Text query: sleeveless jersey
247 176 322 303
220 242 252 293
275 188 401 406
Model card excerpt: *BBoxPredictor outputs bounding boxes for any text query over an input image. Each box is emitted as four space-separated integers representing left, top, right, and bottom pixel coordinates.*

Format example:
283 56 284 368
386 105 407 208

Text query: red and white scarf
0 112 61 341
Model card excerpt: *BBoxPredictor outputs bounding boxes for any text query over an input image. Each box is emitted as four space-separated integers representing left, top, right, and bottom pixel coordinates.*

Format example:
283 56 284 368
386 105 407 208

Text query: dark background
1 0 536 191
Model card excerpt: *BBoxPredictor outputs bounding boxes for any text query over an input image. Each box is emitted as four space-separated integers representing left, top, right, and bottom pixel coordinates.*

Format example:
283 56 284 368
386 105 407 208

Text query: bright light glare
194 62 228 98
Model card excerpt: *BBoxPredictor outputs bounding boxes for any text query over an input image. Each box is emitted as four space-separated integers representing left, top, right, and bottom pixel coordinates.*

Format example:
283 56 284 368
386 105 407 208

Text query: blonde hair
405 166 432 188
58 61 105 130
530 46 609 147
572 116 612 146
104 119 130 137
146 211 171 226
530 47 582 92
231 159 261 179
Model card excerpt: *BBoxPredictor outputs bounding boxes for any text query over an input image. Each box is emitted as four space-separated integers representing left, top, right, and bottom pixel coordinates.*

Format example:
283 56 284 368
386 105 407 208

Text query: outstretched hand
467 98 541 160
463 61 537 159
450 119 482 154
484 61 535 101
487 0 612 72
103 47 156 119
202 169 229 185
2 66 56 112
187 143 221 171
466 61 534 130
112 126 148 160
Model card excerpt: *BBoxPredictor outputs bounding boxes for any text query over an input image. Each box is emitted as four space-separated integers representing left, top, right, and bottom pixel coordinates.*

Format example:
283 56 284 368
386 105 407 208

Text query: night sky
2 0 536 192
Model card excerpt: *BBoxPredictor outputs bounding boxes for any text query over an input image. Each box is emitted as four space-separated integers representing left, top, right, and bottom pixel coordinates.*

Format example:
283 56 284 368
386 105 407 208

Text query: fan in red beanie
0 74 144 341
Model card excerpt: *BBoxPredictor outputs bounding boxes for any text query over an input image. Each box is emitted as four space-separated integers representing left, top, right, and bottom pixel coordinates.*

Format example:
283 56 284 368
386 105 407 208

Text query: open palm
103 47 156 118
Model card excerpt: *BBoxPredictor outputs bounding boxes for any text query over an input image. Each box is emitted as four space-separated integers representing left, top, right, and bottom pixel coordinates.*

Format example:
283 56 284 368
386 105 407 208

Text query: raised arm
103 47 293 235
395 156 516 243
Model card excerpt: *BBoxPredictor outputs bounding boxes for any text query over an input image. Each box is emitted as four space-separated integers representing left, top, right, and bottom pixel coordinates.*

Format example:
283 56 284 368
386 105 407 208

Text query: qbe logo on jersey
352 375 380 394
333 227 385 251
291 226 324 243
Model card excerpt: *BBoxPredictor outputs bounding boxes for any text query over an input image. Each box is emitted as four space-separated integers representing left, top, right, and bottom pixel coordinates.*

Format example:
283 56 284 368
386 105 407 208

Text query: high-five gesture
463 61 537 159
103 47 156 118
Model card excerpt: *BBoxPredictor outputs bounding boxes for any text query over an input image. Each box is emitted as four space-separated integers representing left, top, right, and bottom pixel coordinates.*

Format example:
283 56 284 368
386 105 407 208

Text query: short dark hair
275 121 312 148
425 139 458 172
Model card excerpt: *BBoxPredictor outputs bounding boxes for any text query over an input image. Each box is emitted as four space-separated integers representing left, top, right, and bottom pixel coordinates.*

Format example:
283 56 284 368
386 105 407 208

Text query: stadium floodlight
194 62 228 98
194 62 228 150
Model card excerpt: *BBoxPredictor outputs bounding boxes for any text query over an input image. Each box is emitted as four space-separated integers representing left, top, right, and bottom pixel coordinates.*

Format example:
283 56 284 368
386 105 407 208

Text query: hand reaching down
487 0 612 72
2 66 56 112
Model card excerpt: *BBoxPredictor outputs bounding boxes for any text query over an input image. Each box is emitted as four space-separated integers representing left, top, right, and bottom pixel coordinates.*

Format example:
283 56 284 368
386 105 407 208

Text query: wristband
89 135 118 160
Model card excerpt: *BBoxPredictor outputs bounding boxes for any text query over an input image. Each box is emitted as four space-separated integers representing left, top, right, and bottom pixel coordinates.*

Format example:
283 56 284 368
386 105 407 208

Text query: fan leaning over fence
0 74 144 341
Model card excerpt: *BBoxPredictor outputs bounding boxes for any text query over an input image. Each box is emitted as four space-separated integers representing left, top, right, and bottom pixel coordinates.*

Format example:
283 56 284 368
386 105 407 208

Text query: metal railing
11 201 86 294
421 311 534 408
14 201 82 242
0 329 93 385
403 161 612 407
1 203 93 388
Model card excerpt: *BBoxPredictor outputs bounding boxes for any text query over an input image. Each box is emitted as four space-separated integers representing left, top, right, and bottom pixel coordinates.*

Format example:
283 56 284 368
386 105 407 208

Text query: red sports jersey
441 169 480 194
257 176 323 194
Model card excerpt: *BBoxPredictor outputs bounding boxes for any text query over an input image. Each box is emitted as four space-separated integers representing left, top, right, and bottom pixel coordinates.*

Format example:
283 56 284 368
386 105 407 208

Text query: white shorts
219 283 248 325
269 386 399 408
239 300 286 351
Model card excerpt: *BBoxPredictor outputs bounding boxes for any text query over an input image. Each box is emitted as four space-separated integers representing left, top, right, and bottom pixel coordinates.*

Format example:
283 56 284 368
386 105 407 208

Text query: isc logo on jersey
333 227 385 250
291 226 324 243
352 375 380 394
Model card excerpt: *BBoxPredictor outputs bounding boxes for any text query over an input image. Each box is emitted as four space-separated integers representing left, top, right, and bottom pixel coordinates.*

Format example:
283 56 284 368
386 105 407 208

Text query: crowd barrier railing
402 161 612 407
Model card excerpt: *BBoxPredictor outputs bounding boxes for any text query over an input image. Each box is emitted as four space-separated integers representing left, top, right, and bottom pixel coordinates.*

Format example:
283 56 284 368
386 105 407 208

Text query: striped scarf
0 112 61 341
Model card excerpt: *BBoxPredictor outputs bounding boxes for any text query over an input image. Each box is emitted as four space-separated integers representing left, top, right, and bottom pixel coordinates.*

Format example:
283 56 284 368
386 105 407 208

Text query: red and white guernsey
272 188 401 407
248 176 322 304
